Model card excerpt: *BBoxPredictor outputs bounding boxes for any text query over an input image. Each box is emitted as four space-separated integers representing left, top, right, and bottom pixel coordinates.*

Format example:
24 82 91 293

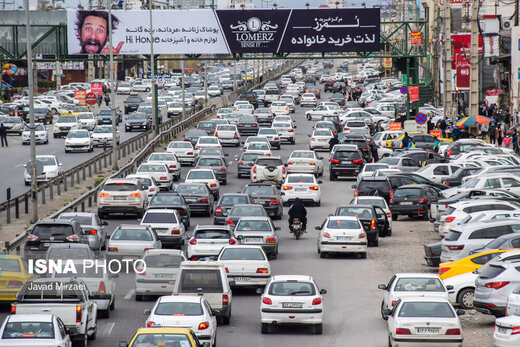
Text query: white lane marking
124 289 135 300
15 163 25 167
103 322 115 336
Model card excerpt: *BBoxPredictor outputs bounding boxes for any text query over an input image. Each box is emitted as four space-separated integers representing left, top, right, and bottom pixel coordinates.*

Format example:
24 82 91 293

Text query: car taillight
266 153 271 156
200 198 209 203
187 152 194 155
266 237 276 243
283 186 293 190
234 132 239 137
355 189 359 196
445 328 461 335
146 321 155 328
27 234 38 241
198 322 209 330
257 268 269 274
396 328 411 335
269 199 279 205
223 294 229 305
229 238 236 245
287 161 295 165
312 298 322 305
262 297 272 305
274 137 279 140
176 209 186 216
7 280 23 288
444 181 450 186
311 137 315 141
160 176 168 181
252 124 258 127
196 146 200 149
129 192 141 197
107 247 118 252
389 190 393 198
226 219 235 226
386 212 392 218
10 305 15 314
189 238 197 245
282 166 286 174
215 207 223 214
98 281 106 294
444 216 455 223
308 186 319 190
99 192 110 197
66 235 79 242
418 198 428 203
331 159 340 164
76 305 82 323
149 188 156 193
447 245 464 251
447 149 452 156
353 159 363 164
209 183 217 187
288 129 294 132
169 164 177 169
322 232 331 238
358 232 366 239
238 161 244 165
171 229 180 234
390 199 395 204
439 267 450 275
253 166 257 174
370 220 376 230
511 326 520 335
485 281 510 290
214 132 219 137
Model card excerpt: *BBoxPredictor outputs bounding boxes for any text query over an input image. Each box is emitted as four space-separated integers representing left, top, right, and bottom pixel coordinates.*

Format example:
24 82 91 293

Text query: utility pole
432 1 441 106
24 0 37 223
87 0 95 81
108 0 118 170
149 0 159 135
442 0 453 119
468 0 479 116
181 59 185 119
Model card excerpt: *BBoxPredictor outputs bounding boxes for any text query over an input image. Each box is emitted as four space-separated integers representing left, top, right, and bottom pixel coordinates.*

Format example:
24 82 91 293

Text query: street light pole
24 0 37 222
108 0 118 170
181 59 185 119
149 0 159 135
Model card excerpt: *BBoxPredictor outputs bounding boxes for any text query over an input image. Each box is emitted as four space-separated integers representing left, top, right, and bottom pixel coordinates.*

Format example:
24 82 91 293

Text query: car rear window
243 186 276 196
32 224 74 238
398 302 455 318
154 302 203 316
187 171 214 179
178 270 223 293
103 183 139 191
394 278 444 292
195 229 230 239
478 264 506 279
236 220 271 231
150 195 182 205
230 206 265 216
445 230 461 241
2 322 55 339
256 158 283 166
144 254 184 267
268 282 315 296
58 215 92 225
220 248 266 260
142 212 178 224
326 219 360 229
334 151 361 160
112 228 153 241
241 153 261 162
394 188 422 198
336 206 374 219
358 180 390 191
176 185 206 194
197 158 223 166
220 195 249 205
287 175 314 183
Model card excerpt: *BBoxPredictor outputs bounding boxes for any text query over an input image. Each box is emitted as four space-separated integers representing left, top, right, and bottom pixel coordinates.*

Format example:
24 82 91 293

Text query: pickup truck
238 91 258 108
12 278 98 346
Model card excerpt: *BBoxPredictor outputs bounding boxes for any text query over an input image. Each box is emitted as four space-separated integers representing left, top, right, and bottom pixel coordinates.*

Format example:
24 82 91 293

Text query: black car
97 107 122 125
225 204 268 228
387 173 449 191
197 121 216 136
330 148 365 180
147 192 191 228
329 93 345 106
394 150 448 166
305 84 321 99
124 94 144 113
334 205 390 246
331 82 346 93
442 167 482 187
174 183 214 216
24 219 89 259
237 152 262 178
424 241 442 267
321 115 342 133
389 184 442 220
184 129 208 146
340 134 372 162
242 183 284 219
125 112 151 132
323 78 336 92
237 116 259 136
214 193 254 224
355 176 393 203
195 156 228 184
33 107 53 124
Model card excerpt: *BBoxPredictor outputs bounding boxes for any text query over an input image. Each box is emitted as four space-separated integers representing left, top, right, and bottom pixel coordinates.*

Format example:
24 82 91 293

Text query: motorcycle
290 218 305 240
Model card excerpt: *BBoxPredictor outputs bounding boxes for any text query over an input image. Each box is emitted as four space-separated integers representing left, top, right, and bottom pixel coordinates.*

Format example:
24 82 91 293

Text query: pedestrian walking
504 136 511 149
104 94 110 107
97 94 102 107
489 121 497 144
0 123 8 147
401 132 411 148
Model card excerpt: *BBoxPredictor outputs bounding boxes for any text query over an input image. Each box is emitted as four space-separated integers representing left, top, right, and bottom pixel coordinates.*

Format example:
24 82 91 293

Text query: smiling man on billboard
75 10 124 54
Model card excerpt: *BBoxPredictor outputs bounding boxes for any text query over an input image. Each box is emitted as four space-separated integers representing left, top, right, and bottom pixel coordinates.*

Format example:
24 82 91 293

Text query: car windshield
287 175 314 183
168 142 192 149
57 116 76 123
142 212 178 224
132 334 191 345
67 131 88 138
128 114 146 120
58 215 92 225
93 126 111 133
268 282 316 296
2 322 55 339
138 164 166 173
176 185 206 194
150 195 182 205
394 188 422 198
236 220 272 231
291 151 314 159
111 228 153 241
326 219 360 229
398 302 455 318
394 278 445 292
243 186 276 196
154 302 203 316
230 206 264 216
220 248 266 260
187 171 214 179
143 254 184 268
24 124 45 132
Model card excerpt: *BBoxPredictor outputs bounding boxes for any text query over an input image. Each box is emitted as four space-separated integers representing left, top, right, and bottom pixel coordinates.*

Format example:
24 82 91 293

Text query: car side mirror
59 163 63 166
456 309 465 316
320 288 327 295
236 235 244 240
102 221 108 226
275 227 281 231
294 125 297 129
318 156 323 160
352 184 357 189
256 287 263 295
105 234 111 239
382 308 392 316
284 163 288 167
144 309 151 315
315 226 322 230
446 285 454 291
318 180 323 184
66 327 78 335
225 153 229 156
119 342 128 347
378 284 387 290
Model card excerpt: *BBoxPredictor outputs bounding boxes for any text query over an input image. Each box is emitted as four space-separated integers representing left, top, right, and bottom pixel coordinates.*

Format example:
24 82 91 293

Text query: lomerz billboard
67 9 380 55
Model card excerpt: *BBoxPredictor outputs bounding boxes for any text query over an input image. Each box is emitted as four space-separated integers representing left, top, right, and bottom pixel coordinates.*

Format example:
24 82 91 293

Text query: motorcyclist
288 198 307 231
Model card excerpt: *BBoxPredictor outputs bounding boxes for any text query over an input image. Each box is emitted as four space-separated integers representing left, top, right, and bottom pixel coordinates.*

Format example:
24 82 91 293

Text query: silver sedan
106 224 162 261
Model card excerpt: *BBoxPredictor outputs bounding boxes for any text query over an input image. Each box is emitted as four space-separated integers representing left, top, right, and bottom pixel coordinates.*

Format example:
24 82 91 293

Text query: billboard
67 9 380 55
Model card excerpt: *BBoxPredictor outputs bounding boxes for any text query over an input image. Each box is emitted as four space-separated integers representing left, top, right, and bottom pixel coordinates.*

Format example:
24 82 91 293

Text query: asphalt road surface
0 87 394 346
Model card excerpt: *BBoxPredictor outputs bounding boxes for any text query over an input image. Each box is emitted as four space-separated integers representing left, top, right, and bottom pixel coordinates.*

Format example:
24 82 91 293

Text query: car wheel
24 180 30 186
222 179 227 185
360 252 367 259
457 288 475 309
370 239 379 247
261 323 270 334
135 294 143 301
386 228 392 237
314 324 323 335
87 325 96 341
381 301 388 320
53 134 57 138
392 213 398 221
320 252 327 258
223 315 230 325
237 173 241 178
306 114 311 120
315 200 321 207
330 173 336 181
99 309 110 318
74 333 88 347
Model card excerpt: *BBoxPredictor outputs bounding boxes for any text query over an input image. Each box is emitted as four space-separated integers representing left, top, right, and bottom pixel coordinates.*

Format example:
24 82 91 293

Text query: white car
257 128 281 149
244 142 273 157
91 125 120 147
53 115 79 138
126 174 159 201
242 136 270 150
207 85 221 97
217 245 271 286
186 225 236 260
0 314 72 347
378 273 450 319
279 95 295 113
304 104 340 121
259 275 327 334
195 136 222 151
281 173 322 206
287 150 324 176
309 129 333 151
234 103 254 116
167 140 197 165
357 163 391 181
144 295 217 346
77 112 96 131
117 82 132 94
131 80 152 92
415 164 461 184
273 115 295 128
215 124 240 147
386 297 464 347
301 93 317 106
443 271 477 310
140 209 185 248
216 107 233 119
64 129 93 153
22 123 48 145
495 313 520 346
23 155 63 185
146 152 181 181
185 169 220 198
271 122 295 144
316 216 367 259
136 163 173 190
270 101 290 116
442 174 520 199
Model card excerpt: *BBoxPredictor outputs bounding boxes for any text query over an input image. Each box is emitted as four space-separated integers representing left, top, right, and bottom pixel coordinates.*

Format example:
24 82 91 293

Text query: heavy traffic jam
1 59 518 347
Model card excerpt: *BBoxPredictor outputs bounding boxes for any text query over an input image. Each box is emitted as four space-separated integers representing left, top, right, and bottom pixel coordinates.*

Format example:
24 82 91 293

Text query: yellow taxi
120 327 208 347
0 255 33 301
386 132 422 148
438 249 516 280
71 105 90 115
59 103 76 115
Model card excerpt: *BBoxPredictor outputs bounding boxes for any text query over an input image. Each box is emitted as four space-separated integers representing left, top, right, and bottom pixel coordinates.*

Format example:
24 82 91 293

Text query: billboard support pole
108 0 118 170
181 59 185 119
149 1 159 136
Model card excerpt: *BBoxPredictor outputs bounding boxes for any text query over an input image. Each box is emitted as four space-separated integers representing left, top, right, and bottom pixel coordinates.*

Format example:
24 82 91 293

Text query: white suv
97 178 147 219
251 157 286 186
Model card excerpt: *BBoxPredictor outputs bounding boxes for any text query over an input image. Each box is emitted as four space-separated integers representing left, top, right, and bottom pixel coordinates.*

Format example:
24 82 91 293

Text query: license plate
155 229 169 234
341 161 351 164
295 188 306 192
244 238 263 243
155 274 171 279
416 328 440 334
336 236 352 241
113 196 126 200
234 277 251 281
401 202 413 205
498 327 509 334
42 243 50 247
282 302 303 308
186 198 197 203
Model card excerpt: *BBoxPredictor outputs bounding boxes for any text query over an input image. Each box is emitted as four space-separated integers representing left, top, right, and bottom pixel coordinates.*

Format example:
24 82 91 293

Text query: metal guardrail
3 60 303 254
